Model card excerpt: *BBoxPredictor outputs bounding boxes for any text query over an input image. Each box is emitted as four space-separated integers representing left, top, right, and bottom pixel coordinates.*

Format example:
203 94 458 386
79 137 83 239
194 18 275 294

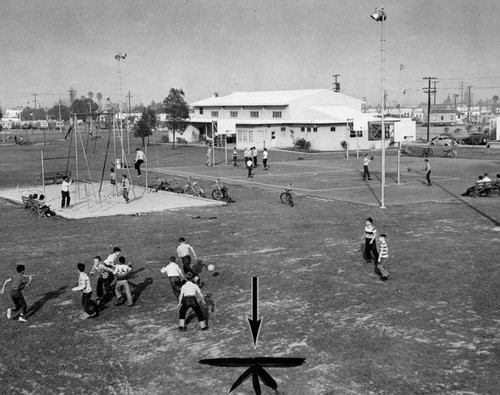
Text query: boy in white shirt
72 263 99 318
160 256 185 299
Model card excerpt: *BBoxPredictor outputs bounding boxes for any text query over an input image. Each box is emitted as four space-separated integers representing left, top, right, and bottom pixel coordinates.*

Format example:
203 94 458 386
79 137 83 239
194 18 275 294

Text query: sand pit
0 181 225 219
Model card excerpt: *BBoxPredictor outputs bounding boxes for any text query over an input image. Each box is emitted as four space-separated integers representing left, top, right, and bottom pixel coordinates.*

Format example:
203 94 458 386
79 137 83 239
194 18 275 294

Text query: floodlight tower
370 7 387 209
114 52 128 157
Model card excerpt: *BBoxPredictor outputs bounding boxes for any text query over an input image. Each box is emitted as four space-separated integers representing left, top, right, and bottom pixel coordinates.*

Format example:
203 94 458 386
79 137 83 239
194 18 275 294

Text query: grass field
0 131 499 395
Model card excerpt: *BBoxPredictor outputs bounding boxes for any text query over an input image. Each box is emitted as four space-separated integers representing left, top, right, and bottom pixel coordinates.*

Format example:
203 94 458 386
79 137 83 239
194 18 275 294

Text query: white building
188 89 415 151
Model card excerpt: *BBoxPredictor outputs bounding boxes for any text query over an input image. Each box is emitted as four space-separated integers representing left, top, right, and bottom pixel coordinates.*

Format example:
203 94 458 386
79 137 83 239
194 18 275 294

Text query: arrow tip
247 317 263 347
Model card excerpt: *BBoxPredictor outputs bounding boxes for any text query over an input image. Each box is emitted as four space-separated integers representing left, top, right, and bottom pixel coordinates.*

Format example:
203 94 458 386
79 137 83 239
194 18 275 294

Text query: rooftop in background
191 89 365 107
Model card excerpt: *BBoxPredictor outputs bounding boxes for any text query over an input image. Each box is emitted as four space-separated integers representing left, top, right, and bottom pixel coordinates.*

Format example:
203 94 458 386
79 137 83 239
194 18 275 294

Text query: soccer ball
207 264 215 272
407 167 412 172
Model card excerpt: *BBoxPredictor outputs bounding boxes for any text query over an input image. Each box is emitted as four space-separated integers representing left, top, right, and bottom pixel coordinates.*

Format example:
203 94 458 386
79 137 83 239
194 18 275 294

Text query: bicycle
212 178 235 203
280 183 294 207
183 176 205 198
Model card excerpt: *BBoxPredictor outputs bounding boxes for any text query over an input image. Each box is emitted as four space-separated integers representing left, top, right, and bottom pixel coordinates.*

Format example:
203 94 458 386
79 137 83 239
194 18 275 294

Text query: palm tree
97 92 103 111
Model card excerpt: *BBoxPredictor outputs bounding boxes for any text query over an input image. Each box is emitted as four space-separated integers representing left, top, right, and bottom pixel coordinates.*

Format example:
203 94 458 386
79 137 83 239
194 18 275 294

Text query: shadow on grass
130 277 153 304
25 286 67 318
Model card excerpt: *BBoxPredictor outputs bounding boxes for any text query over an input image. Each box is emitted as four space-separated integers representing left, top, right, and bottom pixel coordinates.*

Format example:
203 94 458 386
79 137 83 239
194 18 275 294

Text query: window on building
301 127 305 132
230 111 238 118
250 111 259 118
237 130 242 141
440 116 444 121
330 126 336 132
350 130 356 138
313 126 318 132
248 130 253 142
273 111 282 118
211 111 219 118
357 130 363 137
307 127 311 132
280 126 286 131
271 131 276 140
199 107 204 115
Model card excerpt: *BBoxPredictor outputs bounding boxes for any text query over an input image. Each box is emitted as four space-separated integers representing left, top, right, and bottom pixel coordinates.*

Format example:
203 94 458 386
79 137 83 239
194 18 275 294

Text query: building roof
191 89 363 107
310 106 376 122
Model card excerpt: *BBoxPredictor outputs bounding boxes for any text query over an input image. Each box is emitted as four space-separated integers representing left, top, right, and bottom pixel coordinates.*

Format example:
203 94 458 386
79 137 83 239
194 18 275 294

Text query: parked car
461 133 488 145
430 136 457 147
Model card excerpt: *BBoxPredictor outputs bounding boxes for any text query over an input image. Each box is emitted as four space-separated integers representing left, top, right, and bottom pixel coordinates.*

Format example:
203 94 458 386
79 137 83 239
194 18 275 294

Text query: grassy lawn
0 131 499 395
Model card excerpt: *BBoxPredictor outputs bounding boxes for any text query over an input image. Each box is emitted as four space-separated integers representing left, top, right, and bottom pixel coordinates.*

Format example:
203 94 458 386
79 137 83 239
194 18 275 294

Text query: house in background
187 89 415 151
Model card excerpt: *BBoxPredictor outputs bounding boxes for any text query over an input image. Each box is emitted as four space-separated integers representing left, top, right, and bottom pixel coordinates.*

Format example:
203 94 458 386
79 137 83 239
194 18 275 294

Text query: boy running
160 256 185 299
72 263 99 318
1 265 33 323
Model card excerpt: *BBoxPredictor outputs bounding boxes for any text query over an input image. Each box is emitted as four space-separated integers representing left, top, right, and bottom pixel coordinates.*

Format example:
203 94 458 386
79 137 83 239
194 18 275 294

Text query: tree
48 104 71 121
132 107 157 147
97 92 103 111
163 88 190 149
71 96 98 120
492 95 499 114
133 118 151 147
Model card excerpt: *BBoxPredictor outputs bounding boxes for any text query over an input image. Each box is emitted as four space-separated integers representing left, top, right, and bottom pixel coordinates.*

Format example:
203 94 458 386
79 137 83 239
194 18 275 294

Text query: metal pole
41 150 46 197
397 141 401 184
225 133 228 165
380 14 386 208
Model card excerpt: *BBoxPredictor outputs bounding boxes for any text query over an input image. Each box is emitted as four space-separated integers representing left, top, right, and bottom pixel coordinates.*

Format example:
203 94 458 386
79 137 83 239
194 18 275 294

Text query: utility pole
423 77 437 142
432 81 440 105
453 94 459 109
459 81 464 107
332 74 340 92
68 88 76 105
467 85 473 123
127 91 132 114
32 93 38 109
362 96 367 113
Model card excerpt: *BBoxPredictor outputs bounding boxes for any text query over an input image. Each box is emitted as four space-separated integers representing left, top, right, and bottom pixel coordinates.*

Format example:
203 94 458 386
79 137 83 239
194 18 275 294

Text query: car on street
430 136 457 147
461 133 488 145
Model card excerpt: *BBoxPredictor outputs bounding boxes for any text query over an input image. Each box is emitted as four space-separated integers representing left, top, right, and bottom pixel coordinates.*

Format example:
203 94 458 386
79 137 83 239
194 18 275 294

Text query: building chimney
213 92 219 97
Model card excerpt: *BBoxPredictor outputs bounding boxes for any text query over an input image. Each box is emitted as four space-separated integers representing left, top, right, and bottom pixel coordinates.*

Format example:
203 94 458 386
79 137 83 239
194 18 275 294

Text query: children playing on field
1 264 33 322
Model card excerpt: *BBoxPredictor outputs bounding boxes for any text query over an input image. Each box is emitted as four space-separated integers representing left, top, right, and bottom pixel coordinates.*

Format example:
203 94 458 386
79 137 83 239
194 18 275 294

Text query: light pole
114 52 129 157
371 7 387 209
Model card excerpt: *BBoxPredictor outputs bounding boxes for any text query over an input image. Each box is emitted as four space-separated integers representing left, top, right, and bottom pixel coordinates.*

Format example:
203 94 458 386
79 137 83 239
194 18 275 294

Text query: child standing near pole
232 147 238 167
113 256 133 307
1 265 33 323
376 233 390 281
121 174 130 203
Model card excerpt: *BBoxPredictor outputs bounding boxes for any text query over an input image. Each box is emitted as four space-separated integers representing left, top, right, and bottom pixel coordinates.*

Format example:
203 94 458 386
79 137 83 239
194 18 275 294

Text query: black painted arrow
247 276 262 348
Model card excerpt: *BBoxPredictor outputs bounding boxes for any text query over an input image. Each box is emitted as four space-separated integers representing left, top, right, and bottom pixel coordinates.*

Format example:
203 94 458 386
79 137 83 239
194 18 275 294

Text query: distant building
188 89 415 151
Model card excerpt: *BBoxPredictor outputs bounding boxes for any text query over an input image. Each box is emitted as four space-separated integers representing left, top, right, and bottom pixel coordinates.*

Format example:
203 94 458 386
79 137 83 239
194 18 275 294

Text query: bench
40 170 71 184
21 196 51 218
176 137 188 144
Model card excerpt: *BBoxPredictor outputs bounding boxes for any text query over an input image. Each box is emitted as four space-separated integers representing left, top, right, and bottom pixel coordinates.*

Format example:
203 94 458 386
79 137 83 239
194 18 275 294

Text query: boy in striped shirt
377 233 389 281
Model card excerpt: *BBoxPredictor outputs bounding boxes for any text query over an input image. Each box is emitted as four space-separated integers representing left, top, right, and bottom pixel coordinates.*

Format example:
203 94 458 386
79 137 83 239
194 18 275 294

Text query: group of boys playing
2 239 208 331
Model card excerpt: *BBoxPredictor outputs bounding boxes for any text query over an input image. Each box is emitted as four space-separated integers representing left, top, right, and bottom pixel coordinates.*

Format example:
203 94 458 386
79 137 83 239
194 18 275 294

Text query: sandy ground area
0 181 225 219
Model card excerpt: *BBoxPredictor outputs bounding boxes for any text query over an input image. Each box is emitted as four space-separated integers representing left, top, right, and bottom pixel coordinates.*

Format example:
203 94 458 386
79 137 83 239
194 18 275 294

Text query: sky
2 0 500 110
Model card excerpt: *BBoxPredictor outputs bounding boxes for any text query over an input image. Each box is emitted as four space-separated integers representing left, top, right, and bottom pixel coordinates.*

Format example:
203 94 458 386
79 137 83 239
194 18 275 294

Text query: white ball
207 264 215 272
